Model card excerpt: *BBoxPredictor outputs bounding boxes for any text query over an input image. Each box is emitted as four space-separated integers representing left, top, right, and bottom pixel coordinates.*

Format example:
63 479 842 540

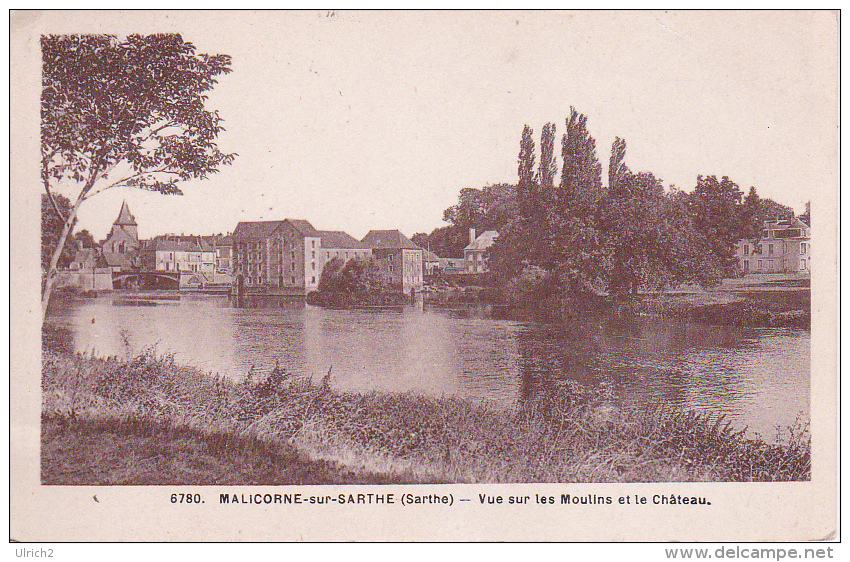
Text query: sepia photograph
11 9 838 542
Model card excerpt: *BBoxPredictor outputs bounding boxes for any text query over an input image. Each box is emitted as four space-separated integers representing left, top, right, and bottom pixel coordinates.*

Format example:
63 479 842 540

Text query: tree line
414 107 805 297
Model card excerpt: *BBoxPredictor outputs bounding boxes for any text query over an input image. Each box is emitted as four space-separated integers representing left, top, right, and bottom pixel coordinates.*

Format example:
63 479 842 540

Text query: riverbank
41 344 810 484
459 274 811 328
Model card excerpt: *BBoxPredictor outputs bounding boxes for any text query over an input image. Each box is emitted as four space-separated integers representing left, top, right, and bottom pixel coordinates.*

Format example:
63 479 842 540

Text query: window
311 276 316 284
801 244 807 255
312 251 315 259
389 263 394 273
311 262 316 271
311 240 315 248
743 259 749 271
757 260 763 270
388 254 393 262
800 259 806 270
768 244 773 255
290 251 295 260
767 260 774 271
291 276 295 284
756 244 763 254
326 252 330 259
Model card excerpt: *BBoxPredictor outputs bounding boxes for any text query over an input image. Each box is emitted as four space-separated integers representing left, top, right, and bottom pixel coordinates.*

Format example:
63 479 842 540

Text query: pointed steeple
114 200 137 226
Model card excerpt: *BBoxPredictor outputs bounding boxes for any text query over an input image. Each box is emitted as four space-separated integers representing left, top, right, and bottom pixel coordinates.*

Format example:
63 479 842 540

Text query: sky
36 10 838 241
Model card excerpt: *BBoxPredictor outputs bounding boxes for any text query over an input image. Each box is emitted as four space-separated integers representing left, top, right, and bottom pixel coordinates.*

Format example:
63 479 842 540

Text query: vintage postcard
10 10 838 542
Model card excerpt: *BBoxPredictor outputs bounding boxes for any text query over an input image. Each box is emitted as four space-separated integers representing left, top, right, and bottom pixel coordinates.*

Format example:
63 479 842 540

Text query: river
45 292 810 439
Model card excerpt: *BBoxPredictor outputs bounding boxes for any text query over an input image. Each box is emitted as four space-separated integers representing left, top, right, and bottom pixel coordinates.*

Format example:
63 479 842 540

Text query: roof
233 220 285 239
232 219 319 240
148 237 213 253
361 229 420 250
101 248 140 269
439 257 466 269
114 200 137 226
464 230 499 251
423 249 440 262
286 219 320 238
318 230 367 249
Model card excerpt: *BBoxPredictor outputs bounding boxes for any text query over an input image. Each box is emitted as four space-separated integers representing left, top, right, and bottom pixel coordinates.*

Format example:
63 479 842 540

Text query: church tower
103 200 140 255
112 200 138 241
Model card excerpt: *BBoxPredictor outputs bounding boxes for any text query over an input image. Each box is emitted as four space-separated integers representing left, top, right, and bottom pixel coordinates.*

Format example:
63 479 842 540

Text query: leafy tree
411 232 429 248
547 108 606 291
317 256 345 294
538 122 558 194
73 229 95 249
420 183 518 258
41 193 76 274
558 107 604 215
41 34 235 319
686 175 746 274
516 125 537 220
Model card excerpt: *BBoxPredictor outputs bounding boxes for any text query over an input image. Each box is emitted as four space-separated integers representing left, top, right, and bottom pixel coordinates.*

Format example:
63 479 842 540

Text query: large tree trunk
41 173 98 323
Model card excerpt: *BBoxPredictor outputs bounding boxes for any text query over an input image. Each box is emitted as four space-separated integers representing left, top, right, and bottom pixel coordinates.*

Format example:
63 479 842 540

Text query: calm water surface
46 293 810 438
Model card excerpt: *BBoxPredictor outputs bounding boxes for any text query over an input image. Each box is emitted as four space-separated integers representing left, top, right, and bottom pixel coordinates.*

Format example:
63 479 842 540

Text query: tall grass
41 347 810 484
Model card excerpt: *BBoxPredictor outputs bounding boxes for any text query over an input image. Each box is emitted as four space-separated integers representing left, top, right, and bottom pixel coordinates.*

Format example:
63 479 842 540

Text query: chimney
469 228 476 244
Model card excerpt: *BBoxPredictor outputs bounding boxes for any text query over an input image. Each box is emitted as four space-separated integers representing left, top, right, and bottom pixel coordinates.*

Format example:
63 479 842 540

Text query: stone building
735 218 811 274
361 229 424 292
232 219 322 294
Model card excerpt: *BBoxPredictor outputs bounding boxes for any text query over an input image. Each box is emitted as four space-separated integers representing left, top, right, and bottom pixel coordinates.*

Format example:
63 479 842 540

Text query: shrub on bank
41 347 811 484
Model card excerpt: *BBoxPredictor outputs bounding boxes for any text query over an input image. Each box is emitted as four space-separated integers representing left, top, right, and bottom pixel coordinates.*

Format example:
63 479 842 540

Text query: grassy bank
471 276 810 328
41 344 810 484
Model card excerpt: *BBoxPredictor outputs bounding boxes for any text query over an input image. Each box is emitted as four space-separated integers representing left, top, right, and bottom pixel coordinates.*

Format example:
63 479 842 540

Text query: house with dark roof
463 228 498 273
140 235 216 285
232 219 323 293
735 218 811 274
318 231 372 265
361 229 424 292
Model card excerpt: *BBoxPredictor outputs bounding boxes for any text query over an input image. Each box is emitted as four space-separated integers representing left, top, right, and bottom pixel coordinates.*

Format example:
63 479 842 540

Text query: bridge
112 271 181 290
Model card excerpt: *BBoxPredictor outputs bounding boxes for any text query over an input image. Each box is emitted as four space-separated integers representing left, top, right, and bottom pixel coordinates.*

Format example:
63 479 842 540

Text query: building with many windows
318 231 372 264
232 219 323 293
735 218 811 274
360 229 424 292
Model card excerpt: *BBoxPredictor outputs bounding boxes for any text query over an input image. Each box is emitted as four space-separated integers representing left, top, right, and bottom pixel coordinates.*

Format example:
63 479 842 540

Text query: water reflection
45 293 809 437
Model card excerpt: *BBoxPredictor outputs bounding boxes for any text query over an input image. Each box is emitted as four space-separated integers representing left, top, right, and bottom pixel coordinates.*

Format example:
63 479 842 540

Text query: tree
41 193 76 275
686 175 746 275
41 34 235 319
73 229 95 250
516 125 537 220
548 108 606 291
538 122 558 195
558 107 604 215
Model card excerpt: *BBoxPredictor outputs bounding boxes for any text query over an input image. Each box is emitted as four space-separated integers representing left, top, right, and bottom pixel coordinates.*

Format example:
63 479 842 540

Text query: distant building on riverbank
735 218 811 274
318 231 372 263
361 229 424 292
140 235 216 286
232 219 322 294
463 228 498 273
